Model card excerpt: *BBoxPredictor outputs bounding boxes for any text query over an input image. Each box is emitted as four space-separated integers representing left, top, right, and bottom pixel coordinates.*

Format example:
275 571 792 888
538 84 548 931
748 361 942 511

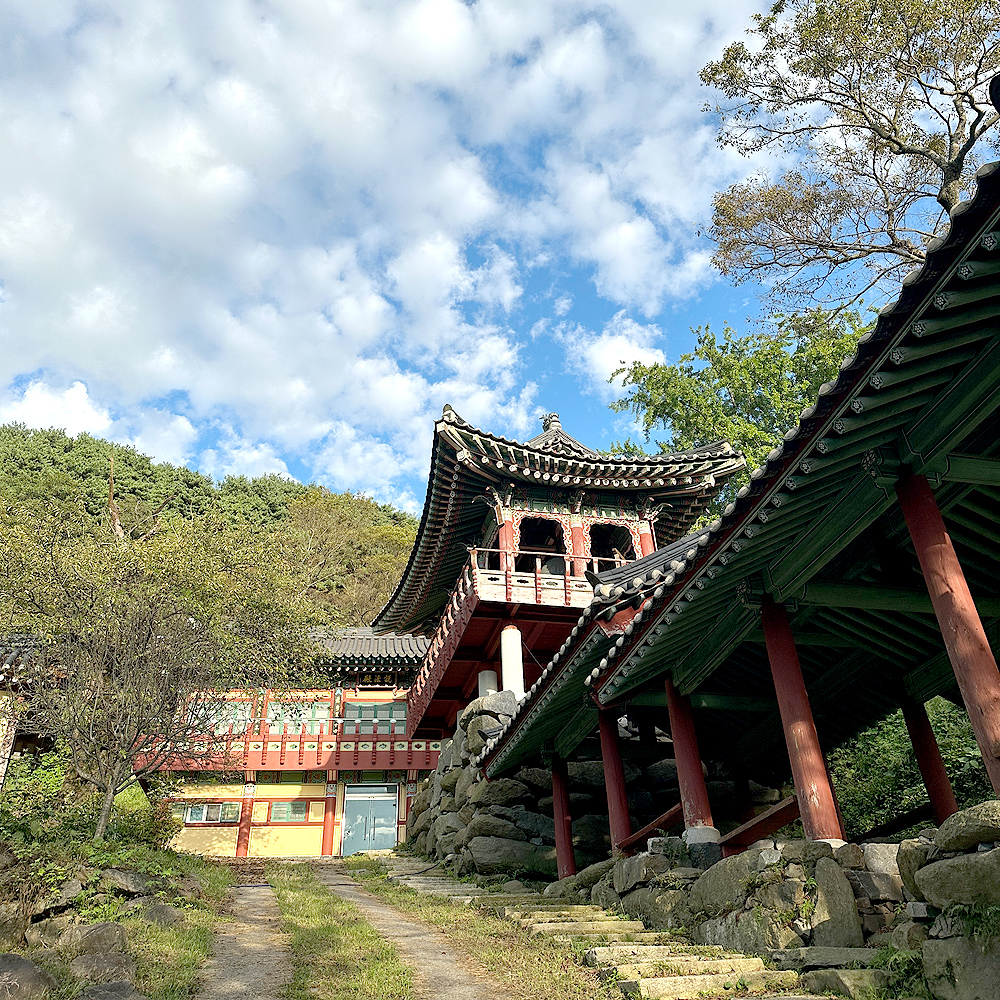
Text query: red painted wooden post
598 709 632 850
638 523 655 558
760 595 844 842
236 794 253 858
901 698 959 824
571 521 586 577
552 755 577 879
896 473 1000 794
664 680 717 839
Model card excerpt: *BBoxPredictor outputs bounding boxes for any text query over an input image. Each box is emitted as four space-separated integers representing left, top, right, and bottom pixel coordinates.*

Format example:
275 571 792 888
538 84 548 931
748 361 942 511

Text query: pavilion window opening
589 523 636 571
515 517 566 574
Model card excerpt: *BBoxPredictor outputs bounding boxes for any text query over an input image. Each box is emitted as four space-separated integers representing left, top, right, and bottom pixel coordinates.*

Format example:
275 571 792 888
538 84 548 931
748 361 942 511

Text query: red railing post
552 755 577 879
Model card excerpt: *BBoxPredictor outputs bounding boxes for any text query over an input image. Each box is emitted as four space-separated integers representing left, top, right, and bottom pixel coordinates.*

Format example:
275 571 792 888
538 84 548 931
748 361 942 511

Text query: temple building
167 629 439 858
165 410 744 857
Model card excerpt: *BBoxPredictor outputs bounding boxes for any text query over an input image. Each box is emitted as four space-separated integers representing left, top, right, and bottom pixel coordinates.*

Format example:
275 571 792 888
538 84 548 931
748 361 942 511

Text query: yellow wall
174 784 245 799
308 801 326 823
254 783 319 797
170 826 240 856
248 825 323 857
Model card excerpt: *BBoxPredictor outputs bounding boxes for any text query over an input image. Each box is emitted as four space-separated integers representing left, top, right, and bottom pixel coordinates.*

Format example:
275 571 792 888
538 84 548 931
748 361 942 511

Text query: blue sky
0 0 772 512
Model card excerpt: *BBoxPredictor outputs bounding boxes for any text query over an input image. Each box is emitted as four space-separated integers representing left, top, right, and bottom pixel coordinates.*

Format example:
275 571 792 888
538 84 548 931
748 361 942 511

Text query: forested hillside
0 423 417 626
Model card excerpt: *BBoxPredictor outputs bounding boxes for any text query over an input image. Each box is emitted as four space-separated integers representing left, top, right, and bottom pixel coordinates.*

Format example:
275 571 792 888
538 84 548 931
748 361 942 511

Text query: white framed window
185 802 241 824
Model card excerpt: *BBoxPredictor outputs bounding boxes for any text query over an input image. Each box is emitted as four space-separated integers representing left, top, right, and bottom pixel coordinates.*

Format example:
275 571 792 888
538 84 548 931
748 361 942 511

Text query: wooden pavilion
373 407 744 737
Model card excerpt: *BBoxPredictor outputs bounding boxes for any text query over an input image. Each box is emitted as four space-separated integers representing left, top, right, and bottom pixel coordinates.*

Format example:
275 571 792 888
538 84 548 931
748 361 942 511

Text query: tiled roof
373 407 745 634
312 627 429 665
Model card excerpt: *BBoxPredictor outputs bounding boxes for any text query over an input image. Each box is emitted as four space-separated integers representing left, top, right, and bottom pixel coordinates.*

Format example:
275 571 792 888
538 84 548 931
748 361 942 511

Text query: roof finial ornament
541 412 561 432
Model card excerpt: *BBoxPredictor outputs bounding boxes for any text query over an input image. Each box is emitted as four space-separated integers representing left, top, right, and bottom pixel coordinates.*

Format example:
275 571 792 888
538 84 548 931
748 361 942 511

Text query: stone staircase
374 855 856 999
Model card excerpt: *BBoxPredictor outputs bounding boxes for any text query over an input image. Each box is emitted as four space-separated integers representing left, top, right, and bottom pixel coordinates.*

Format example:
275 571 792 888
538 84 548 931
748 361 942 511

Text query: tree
828 697 992 839
701 0 1000 305
278 488 417 626
0 494 317 840
611 308 869 507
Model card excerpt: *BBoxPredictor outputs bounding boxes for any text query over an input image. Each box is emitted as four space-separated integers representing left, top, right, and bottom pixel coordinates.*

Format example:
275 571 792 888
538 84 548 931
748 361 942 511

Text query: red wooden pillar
761 595 844 841
664 679 717 840
321 793 337 856
901 697 959 824
236 794 253 858
499 515 515 572
638 523 655 558
896 473 1000 793
552 755 577 879
598 709 632 851
571 521 586 577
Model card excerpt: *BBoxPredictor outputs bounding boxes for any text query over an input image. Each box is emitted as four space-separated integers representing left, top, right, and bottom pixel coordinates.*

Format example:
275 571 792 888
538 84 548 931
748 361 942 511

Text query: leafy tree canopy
0 423 417 626
610 308 870 506
701 0 1000 306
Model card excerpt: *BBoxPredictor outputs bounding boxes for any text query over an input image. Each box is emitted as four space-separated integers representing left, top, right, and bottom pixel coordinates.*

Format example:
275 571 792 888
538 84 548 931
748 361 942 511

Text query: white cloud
557 311 665 400
0 380 111 436
0 0 765 504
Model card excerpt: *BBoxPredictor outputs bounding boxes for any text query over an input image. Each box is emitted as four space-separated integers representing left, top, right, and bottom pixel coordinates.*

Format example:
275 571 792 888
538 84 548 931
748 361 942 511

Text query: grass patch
268 862 412 1000
344 855 619 1000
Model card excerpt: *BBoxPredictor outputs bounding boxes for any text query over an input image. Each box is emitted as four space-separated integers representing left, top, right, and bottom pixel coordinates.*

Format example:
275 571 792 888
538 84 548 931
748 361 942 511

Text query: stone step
618 969 799 999
605 957 766 980
585 945 725 966
558 931 677 942
504 906 604 919
530 919 647 936
770 947 878 971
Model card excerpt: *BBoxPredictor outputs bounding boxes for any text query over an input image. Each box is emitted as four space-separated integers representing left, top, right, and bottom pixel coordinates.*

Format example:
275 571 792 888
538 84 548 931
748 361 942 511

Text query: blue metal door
340 785 397 855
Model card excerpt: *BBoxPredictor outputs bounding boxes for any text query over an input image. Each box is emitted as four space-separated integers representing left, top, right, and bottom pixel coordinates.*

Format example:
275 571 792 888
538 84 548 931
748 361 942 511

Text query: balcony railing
469 546 612 607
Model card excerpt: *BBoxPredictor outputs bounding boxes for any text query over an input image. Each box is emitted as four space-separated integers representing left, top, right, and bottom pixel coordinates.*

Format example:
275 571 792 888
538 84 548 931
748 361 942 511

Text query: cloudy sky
0 0 769 512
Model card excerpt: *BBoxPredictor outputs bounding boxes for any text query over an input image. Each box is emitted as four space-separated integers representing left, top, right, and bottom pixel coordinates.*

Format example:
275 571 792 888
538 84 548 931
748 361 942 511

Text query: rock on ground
0 953 58 998
466 836 557 877
897 838 929 901
79 985 150 1000
811 857 864 948
101 870 150 896
694 908 803 953
934 800 1000 852
71 953 139 984
60 922 128 954
688 851 755 918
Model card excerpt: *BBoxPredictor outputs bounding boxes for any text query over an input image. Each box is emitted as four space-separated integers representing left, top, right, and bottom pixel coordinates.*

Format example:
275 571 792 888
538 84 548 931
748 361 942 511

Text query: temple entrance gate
340 784 398 855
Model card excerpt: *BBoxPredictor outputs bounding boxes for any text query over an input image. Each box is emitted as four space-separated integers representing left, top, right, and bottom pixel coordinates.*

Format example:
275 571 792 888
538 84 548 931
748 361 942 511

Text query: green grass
344 855 619 1000
268 862 413 1000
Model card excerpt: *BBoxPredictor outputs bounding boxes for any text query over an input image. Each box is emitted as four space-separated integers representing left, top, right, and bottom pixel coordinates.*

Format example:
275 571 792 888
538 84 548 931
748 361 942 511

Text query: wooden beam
858 802 935 843
628 691 774 713
618 803 683 855
719 796 800 855
745 631 857 646
940 454 1000 486
800 581 1000 616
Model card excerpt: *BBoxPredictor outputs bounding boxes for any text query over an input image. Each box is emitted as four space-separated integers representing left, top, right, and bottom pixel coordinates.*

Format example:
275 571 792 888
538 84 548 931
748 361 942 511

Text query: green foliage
701 0 1000 305
828 697 992 839
611 308 869 508
867 946 929 997
945 903 1000 948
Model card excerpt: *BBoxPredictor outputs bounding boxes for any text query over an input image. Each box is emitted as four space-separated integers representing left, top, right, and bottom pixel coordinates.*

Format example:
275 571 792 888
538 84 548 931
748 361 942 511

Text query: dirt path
195 885 294 1000
314 866 495 1000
